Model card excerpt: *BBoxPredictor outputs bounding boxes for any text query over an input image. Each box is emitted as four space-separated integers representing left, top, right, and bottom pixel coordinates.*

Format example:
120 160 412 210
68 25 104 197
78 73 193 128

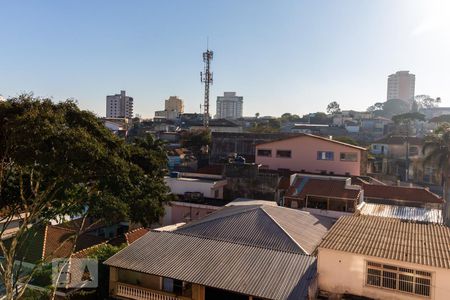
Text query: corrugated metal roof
105 231 317 300
357 202 443 224
176 205 333 255
319 215 450 269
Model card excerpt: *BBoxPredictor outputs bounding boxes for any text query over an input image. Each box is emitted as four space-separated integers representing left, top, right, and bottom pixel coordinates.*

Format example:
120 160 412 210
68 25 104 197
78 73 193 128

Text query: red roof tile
277 176 291 190
125 227 150 244
362 183 443 204
285 177 361 200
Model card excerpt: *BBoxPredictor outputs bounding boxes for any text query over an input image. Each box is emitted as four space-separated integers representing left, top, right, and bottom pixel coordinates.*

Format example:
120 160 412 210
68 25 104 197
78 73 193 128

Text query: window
340 152 358 162
366 261 432 297
276 150 292 158
317 151 334 161
163 278 192 297
409 146 419 156
257 149 272 157
306 196 327 209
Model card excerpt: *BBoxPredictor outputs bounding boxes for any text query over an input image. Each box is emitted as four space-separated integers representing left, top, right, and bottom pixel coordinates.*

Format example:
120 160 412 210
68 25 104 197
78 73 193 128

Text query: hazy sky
1 0 449 118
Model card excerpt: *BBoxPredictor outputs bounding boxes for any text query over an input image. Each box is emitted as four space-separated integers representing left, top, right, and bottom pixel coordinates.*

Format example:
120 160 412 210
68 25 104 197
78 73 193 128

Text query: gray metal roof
176 205 334 255
357 202 443 224
319 215 450 269
105 231 317 300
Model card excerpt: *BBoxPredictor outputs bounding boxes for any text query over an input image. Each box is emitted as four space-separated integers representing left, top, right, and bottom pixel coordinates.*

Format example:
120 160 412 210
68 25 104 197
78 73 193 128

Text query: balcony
116 282 189 300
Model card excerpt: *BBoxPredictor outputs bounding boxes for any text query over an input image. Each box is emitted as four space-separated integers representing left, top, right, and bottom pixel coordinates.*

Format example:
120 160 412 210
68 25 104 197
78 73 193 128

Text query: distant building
318 215 450 299
420 107 450 120
210 132 302 163
387 71 415 103
189 118 243 133
283 174 363 219
215 92 243 119
165 96 184 113
255 134 368 176
155 96 184 120
106 90 133 118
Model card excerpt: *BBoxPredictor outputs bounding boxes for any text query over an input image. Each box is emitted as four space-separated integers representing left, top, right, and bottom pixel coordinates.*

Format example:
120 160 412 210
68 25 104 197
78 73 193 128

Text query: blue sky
1 0 449 118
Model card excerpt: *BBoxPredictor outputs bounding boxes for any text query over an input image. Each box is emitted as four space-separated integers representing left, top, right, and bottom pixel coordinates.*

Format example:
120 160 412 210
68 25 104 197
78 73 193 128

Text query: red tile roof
362 183 443 204
42 225 107 261
285 177 361 200
277 176 291 190
125 227 149 244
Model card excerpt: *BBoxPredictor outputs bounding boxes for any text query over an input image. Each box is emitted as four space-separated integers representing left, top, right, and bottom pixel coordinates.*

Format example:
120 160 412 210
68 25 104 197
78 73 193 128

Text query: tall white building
215 92 243 119
387 71 415 103
106 90 133 118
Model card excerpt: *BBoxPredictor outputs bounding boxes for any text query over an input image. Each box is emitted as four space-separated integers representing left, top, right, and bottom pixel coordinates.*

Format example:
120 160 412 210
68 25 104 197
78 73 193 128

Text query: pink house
255 134 367 176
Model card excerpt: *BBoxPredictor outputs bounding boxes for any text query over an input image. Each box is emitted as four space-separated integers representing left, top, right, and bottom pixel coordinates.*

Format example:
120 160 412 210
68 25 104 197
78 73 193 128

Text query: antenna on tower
200 42 213 128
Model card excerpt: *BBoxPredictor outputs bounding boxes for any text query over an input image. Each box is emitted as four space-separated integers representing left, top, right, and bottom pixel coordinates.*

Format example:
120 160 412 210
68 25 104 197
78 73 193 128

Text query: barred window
366 261 432 297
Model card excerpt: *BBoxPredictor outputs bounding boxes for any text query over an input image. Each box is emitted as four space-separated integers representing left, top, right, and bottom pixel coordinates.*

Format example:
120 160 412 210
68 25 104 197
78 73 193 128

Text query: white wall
318 248 450 300
164 177 226 199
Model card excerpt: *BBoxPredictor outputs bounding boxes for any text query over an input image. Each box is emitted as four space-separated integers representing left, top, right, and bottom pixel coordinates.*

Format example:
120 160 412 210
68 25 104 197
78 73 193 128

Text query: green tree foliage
280 113 301 122
392 112 426 125
0 95 170 299
304 112 331 124
415 95 441 109
87 244 126 261
326 101 341 115
366 102 384 112
423 127 450 225
249 119 281 133
180 129 211 156
381 99 411 118
333 136 359 146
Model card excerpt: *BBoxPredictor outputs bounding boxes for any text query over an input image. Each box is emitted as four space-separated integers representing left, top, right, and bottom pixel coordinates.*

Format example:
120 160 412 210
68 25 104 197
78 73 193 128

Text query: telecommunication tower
201 48 213 127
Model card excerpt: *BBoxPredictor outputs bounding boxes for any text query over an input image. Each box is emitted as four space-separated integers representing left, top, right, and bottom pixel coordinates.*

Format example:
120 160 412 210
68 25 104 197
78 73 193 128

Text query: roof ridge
260 206 309 254
71 241 108 258
124 227 148 244
42 225 49 260
161 230 306 255
256 133 367 150
177 205 261 230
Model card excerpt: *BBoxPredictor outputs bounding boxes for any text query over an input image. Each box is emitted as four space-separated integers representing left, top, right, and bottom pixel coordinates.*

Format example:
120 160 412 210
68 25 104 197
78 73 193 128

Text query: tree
392 112 426 126
366 102 384 112
423 127 450 225
333 136 359 146
378 99 410 118
248 119 281 133
255 112 260 119
326 101 341 115
304 112 331 124
180 129 211 157
392 112 425 181
415 95 441 109
0 95 170 299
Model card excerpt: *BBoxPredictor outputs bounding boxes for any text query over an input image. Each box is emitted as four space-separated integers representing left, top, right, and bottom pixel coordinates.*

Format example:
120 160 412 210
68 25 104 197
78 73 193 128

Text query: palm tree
423 127 450 225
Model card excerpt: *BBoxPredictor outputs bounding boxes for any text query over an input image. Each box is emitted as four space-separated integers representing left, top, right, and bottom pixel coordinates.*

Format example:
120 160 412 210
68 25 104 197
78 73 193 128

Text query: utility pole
201 47 213 128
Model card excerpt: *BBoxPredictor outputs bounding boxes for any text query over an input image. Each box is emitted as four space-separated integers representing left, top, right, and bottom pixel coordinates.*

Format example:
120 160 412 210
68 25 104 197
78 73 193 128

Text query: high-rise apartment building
215 92 243 119
165 96 184 114
154 96 184 120
106 90 133 118
387 71 415 103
